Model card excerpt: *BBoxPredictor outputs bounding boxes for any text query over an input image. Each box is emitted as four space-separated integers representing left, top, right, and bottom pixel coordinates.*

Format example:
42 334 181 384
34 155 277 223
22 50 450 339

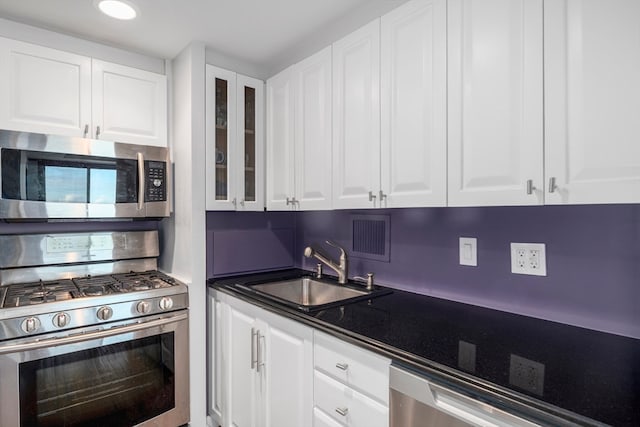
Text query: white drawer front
314 331 390 404
314 406 345 427
314 370 388 427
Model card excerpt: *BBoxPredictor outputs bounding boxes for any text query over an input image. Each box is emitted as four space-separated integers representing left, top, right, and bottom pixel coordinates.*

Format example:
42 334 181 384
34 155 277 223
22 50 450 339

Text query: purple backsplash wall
206 205 639 339
296 205 640 339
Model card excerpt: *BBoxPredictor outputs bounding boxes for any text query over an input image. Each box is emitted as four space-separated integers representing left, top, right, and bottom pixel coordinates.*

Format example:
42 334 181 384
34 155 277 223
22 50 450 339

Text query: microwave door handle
137 152 145 211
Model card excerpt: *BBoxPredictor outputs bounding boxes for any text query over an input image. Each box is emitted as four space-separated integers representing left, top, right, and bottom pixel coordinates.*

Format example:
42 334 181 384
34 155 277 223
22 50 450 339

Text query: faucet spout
304 241 348 284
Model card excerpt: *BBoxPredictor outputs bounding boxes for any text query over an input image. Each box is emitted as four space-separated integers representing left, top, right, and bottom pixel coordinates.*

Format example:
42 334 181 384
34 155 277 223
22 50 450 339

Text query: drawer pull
335 407 349 417
335 362 349 371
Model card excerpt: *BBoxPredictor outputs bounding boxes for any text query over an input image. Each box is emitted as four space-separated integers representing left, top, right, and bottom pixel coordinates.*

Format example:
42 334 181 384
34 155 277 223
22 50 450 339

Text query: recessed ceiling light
96 0 138 20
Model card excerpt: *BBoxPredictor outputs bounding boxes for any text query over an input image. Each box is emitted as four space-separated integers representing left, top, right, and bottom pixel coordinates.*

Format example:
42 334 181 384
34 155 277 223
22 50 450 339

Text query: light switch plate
459 237 477 266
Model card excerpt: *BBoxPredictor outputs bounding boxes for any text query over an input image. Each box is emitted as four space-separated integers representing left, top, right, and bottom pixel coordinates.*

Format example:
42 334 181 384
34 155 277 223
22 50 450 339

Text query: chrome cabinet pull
95 125 101 139
368 191 376 202
548 177 558 193
256 331 264 373
379 190 387 202
232 197 237 207
335 362 349 371
251 327 257 370
240 199 245 207
526 179 536 195
335 407 349 417
83 124 89 138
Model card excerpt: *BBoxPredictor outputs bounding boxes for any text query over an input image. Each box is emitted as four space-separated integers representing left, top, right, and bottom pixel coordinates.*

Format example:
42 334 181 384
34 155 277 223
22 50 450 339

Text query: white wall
159 42 207 427
0 16 164 73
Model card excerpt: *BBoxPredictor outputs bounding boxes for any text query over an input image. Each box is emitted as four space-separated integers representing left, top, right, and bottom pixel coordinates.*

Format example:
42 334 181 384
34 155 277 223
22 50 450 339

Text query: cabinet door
266 66 296 210
332 19 381 209
206 65 238 210
263 311 313 427
0 37 91 137
207 292 225 424
237 75 265 211
380 0 447 208
447 0 543 206
227 303 260 427
91 60 167 146
545 0 640 204
295 46 333 210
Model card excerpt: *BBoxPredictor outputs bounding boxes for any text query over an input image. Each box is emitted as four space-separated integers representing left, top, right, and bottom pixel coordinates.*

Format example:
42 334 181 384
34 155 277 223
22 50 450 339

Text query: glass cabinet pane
244 86 256 202
215 78 228 200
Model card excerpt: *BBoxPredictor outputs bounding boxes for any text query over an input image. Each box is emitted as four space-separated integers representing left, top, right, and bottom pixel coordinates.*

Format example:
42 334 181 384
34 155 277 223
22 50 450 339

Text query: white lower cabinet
208 291 313 427
208 291 391 427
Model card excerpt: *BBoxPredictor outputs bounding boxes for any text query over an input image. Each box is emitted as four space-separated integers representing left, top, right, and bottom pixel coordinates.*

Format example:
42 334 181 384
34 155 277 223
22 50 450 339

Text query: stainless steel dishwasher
389 365 541 427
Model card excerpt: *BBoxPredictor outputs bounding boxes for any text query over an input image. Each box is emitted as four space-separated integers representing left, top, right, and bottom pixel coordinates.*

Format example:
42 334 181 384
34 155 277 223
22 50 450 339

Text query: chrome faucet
304 240 348 284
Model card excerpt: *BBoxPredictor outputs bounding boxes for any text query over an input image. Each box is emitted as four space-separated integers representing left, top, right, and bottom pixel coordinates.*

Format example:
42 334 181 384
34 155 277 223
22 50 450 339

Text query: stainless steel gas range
0 230 189 427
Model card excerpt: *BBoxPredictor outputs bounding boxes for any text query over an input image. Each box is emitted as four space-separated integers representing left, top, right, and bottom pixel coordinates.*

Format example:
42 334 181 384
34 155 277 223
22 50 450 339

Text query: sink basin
246 277 379 310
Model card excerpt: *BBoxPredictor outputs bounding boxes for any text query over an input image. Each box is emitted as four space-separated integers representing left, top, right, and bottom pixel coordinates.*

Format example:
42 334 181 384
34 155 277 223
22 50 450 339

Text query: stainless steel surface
527 179 536 195
0 230 159 270
0 312 190 427
390 365 541 427
316 263 323 278
250 277 367 307
354 272 375 290
368 190 376 202
304 240 348 284
549 177 558 193
137 151 145 211
0 129 171 219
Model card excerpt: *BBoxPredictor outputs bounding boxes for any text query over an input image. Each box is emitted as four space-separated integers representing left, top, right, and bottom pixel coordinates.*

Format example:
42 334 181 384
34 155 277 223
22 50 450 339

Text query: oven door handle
0 312 187 355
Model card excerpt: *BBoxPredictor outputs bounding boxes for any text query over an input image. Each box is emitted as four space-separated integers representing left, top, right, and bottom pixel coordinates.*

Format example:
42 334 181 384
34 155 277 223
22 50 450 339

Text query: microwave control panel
145 161 166 202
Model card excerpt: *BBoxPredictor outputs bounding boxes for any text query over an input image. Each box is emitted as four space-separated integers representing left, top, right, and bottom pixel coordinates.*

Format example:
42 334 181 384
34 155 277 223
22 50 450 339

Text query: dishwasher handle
390 365 540 427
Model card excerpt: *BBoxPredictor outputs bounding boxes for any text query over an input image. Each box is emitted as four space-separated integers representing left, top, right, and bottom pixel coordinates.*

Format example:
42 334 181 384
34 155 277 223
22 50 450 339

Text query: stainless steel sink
248 277 370 308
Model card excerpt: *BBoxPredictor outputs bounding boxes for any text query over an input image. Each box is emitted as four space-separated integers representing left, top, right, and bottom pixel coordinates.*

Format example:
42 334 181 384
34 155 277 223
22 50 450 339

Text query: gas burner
29 294 57 304
3 280 76 308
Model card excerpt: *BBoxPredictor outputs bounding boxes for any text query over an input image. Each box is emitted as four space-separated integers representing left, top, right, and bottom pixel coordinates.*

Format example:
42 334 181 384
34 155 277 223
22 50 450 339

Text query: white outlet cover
510 243 547 276
459 237 477 266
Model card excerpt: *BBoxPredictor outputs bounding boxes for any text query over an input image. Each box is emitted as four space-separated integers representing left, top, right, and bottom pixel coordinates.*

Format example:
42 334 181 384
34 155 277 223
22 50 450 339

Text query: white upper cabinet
0 37 91 138
266 47 332 211
447 0 544 206
92 60 167 147
266 65 296 210
380 0 447 208
332 19 381 209
544 0 640 204
0 37 167 146
206 65 264 211
294 46 333 210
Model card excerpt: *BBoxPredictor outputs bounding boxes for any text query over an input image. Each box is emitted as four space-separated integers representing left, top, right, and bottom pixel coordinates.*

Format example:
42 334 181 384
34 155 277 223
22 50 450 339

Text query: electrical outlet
510 243 547 276
509 354 545 396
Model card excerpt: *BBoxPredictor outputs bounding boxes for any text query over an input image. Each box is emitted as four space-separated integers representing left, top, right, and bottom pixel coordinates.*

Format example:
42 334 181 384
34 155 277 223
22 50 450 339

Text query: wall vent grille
351 214 390 262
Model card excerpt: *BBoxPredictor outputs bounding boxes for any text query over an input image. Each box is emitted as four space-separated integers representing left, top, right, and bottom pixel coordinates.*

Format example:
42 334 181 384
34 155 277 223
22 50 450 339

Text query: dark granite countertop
208 269 640 427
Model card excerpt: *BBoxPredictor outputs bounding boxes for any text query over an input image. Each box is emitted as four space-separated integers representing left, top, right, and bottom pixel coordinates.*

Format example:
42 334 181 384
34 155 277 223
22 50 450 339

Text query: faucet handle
325 240 346 257
353 273 374 290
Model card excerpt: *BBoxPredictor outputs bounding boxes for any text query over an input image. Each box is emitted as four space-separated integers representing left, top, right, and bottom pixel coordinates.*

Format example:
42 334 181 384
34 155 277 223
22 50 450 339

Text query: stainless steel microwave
0 130 171 219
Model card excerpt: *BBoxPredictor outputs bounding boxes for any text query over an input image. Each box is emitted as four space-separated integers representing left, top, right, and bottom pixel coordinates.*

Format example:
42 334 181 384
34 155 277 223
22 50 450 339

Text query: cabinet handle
548 177 558 193
379 190 387 203
286 197 298 207
335 407 349 417
335 362 349 371
232 197 237 207
240 199 245 207
368 191 377 202
95 126 101 139
256 331 264 373
526 179 536 195
251 327 257 370
136 152 145 211
83 124 89 138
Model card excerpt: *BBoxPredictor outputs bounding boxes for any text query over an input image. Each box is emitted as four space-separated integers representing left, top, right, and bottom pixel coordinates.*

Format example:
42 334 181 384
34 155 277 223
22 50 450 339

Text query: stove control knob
52 312 70 328
97 306 113 321
158 297 174 311
136 301 151 314
21 317 41 334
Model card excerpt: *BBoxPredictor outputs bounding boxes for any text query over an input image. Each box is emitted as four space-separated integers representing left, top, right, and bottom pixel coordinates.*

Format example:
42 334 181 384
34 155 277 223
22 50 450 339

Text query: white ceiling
0 0 400 73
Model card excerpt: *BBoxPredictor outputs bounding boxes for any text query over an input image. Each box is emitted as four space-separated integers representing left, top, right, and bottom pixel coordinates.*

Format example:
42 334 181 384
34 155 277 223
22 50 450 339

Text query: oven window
19 333 175 427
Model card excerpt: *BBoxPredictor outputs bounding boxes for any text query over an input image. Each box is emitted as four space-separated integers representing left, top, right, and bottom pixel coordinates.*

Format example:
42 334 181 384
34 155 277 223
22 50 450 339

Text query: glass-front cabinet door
206 65 263 211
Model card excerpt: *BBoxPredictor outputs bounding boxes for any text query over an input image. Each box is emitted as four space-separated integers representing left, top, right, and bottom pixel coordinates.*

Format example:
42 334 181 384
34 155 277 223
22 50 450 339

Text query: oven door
0 312 189 427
